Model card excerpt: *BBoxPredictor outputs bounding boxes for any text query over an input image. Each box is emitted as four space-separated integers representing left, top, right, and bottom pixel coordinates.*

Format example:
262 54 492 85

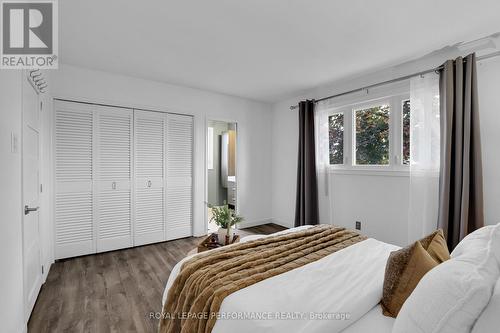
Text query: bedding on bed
341 305 395 333
159 225 366 333
160 225 400 333
393 223 500 333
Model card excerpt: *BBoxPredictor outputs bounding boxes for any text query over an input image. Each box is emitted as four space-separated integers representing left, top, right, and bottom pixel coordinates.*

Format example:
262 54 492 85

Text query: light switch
11 132 19 153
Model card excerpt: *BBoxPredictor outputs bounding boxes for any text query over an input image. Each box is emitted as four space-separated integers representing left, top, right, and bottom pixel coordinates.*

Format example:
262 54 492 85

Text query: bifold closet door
95 106 133 252
134 110 166 245
54 101 95 259
55 100 193 259
166 114 193 240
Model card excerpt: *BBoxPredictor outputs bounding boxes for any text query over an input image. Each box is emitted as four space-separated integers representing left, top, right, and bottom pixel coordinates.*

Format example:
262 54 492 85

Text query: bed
162 226 399 332
161 223 500 333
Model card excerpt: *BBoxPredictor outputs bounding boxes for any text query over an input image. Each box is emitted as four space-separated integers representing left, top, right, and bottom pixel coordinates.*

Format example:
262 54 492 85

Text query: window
328 113 344 164
324 93 410 172
354 105 390 165
402 100 410 165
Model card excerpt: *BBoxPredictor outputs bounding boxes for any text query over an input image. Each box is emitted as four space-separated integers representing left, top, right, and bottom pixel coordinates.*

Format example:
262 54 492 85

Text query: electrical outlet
355 221 361 230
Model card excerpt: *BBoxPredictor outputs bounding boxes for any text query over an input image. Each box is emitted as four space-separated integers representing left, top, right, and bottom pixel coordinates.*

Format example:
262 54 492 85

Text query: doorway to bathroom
206 120 237 233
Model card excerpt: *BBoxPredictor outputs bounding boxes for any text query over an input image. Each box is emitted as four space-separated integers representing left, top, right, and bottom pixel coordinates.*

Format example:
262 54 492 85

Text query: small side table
187 233 240 256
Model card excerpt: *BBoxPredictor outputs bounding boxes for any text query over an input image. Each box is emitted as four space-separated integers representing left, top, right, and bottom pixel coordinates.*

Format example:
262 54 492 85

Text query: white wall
51 64 273 234
0 72 25 333
271 48 500 246
477 56 500 226
328 174 409 246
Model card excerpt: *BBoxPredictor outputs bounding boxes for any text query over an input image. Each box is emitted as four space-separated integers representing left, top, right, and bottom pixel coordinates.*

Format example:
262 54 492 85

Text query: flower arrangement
207 202 243 244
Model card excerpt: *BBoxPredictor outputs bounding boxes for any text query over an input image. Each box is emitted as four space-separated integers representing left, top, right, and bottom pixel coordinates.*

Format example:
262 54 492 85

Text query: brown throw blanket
159 225 366 333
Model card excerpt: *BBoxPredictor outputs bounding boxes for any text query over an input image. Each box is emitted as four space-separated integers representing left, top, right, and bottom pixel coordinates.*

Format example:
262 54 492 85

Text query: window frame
325 92 410 175
401 98 411 166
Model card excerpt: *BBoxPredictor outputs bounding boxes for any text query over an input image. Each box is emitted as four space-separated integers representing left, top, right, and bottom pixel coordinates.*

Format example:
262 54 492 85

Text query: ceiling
59 0 500 102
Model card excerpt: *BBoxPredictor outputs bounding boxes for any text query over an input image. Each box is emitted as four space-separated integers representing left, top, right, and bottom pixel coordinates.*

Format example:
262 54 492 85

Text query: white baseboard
194 218 273 236
237 218 273 229
198 218 287 234
42 260 53 283
193 230 207 237
270 218 293 229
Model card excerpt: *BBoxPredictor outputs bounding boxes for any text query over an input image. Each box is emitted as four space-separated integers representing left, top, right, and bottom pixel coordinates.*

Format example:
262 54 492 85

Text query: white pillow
451 223 500 260
492 224 500 266
393 234 500 333
472 278 500 333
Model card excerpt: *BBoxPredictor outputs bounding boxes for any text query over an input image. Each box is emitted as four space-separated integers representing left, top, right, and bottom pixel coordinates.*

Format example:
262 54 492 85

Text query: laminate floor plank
28 224 286 333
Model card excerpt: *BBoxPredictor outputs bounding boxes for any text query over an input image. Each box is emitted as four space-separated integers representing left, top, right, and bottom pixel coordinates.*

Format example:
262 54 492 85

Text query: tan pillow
426 230 450 263
381 230 450 317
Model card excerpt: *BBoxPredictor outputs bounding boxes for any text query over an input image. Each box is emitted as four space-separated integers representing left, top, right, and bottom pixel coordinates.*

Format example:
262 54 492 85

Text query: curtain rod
289 51 500 110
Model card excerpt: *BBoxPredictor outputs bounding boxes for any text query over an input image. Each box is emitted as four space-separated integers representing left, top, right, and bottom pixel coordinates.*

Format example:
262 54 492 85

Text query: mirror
207 120 237 233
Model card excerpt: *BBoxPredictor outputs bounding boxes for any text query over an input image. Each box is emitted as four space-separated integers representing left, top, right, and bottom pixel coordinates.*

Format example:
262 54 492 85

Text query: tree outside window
402 100 410 165
355 105 390 165
328 113 344 164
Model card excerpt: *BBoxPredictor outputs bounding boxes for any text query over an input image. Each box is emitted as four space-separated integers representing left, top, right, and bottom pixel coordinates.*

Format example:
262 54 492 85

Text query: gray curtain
295 100 319 227
438 53 484 249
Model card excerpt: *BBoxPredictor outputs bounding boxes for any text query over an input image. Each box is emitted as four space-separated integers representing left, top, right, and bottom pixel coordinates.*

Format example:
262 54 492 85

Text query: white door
134 110 166 245
166 114 193 240
96 106 133 252
22 76 42 319
53 100 194 258
54 101 94 259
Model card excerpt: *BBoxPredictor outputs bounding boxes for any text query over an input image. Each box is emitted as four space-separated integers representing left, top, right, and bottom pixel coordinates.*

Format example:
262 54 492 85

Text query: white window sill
326 167 410 177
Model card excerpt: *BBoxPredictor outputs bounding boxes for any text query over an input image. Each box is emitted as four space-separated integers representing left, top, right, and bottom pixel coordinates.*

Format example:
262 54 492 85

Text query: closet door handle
112 181 117 190
147 180 152 188
24 205 39 215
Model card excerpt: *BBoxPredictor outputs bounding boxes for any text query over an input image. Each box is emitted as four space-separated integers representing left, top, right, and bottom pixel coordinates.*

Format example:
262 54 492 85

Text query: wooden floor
28 224 286 333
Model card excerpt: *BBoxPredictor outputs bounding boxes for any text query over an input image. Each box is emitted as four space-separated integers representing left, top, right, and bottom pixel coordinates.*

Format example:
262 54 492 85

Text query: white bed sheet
162 226 399 333
341 305 394 333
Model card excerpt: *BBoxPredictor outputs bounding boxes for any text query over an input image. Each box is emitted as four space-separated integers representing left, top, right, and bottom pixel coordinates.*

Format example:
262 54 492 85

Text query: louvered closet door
54 101 95 259
95 106 133 252
134 110 165 245
166 114 193 240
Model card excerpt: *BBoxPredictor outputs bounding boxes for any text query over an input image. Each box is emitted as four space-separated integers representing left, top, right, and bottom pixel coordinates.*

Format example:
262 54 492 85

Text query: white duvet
162 226 399 333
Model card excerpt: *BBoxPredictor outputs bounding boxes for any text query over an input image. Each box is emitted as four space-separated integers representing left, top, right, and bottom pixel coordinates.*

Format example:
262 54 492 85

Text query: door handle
147 180 152 188
112 181 117 190
24 205 39 215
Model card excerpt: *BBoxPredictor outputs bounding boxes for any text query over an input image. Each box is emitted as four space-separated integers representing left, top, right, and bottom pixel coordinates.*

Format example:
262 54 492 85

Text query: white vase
218 227 232 245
